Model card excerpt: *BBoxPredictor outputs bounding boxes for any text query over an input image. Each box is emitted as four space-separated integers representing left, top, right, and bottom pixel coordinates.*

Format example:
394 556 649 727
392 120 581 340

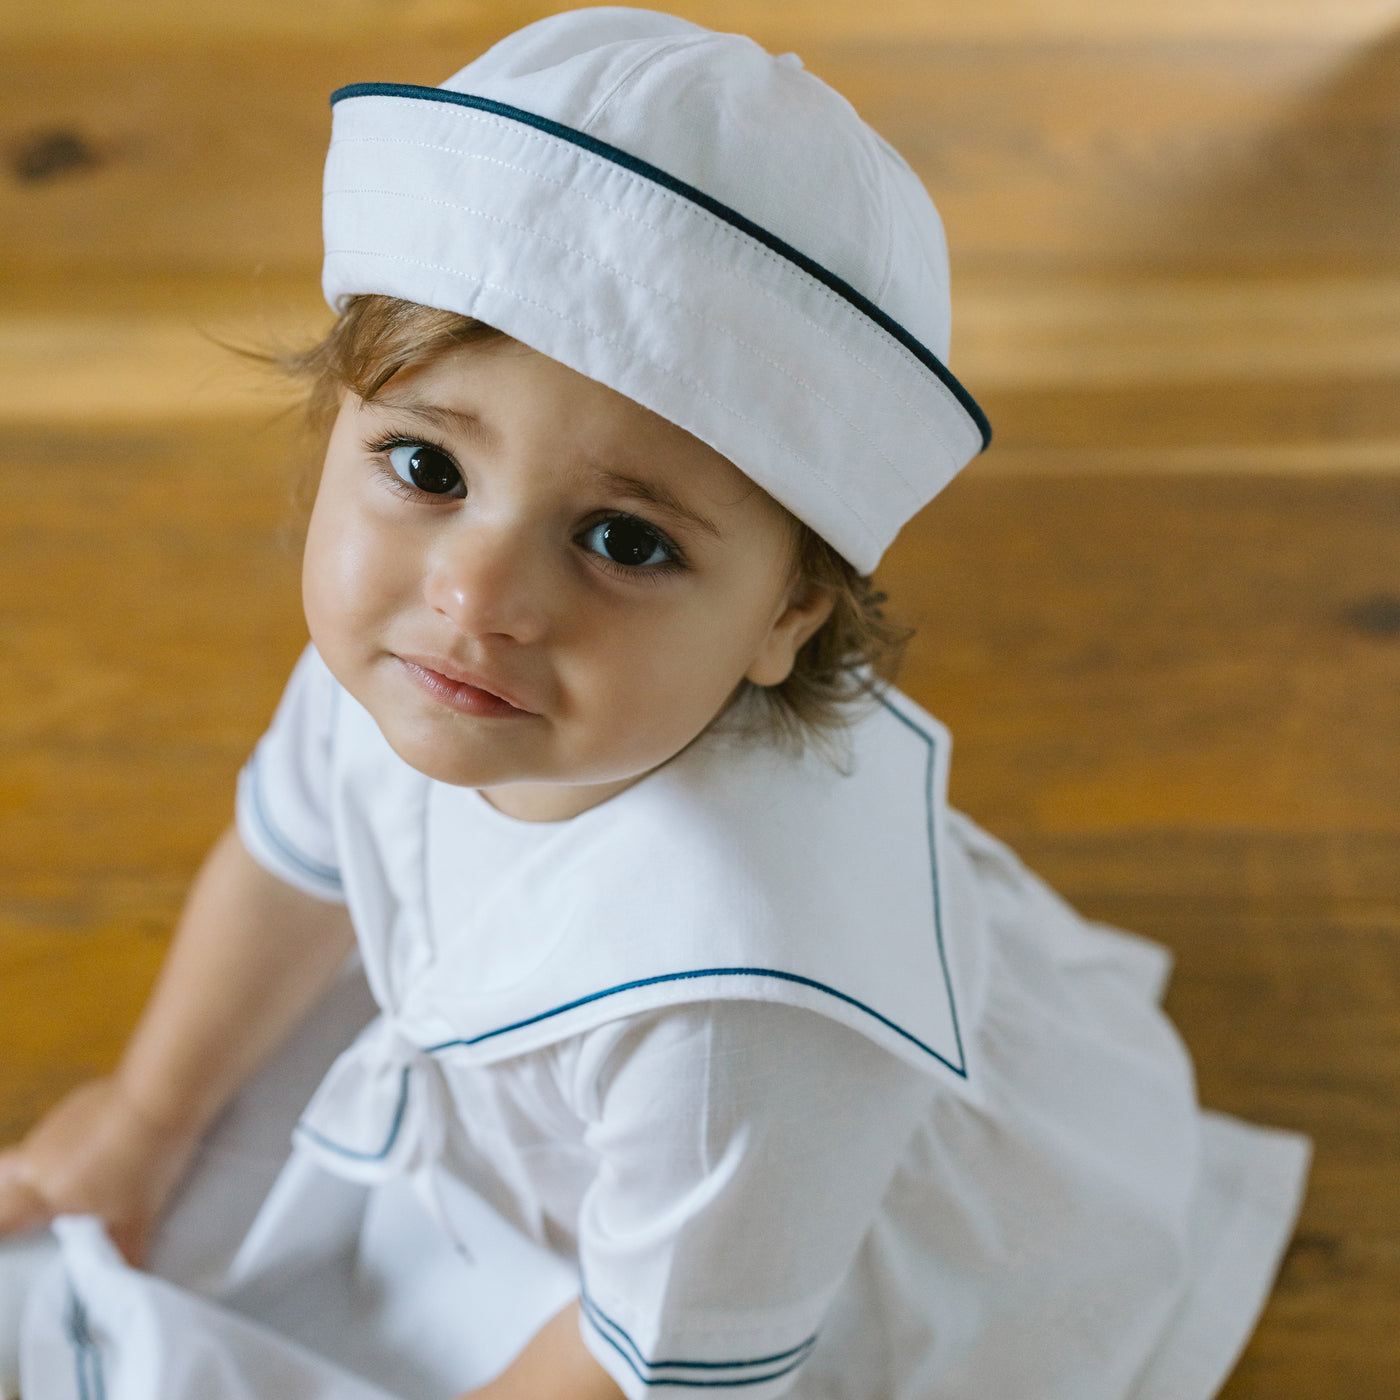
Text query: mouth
393 655 537 719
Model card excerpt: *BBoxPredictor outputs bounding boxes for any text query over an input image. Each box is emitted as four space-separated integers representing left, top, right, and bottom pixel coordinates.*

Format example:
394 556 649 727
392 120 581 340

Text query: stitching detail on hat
332 136 963 457
328 184 950 486
325 245 882 555
577 32 709 131
330 113 986 449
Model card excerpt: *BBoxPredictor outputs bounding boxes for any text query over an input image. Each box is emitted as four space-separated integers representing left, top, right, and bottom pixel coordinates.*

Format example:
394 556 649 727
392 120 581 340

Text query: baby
0 9 1309 1400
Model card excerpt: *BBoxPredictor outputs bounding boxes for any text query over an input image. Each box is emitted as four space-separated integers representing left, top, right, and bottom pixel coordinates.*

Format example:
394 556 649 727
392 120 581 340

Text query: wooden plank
0 912 173 1143
4 38 1399 275
0 283 328 423
994 830 1400 908
0 271 1390 391
1142 899 1400 1398
4 0 1396 44
828 36 1400 270
881 472 1400 900
974 356 1400 475
0 422 310 887
974 370 1400 465
6 276 1400 486
1129 907 1400 1142
953 274 1400 387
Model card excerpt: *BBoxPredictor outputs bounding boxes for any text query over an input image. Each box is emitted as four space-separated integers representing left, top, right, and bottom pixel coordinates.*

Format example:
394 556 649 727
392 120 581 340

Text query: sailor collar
298 683 983 1173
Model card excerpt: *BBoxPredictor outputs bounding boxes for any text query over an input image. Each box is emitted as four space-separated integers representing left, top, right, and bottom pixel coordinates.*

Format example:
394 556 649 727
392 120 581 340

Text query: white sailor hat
322 6 990 572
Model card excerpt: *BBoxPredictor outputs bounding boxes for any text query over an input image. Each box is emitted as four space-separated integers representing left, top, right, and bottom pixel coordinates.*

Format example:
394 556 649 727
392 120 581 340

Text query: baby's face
303 339 832 821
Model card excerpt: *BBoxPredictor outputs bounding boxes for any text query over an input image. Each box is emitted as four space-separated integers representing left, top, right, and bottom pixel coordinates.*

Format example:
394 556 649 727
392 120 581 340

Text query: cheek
587 584 777 718
301 487 401 650
300 521 338 652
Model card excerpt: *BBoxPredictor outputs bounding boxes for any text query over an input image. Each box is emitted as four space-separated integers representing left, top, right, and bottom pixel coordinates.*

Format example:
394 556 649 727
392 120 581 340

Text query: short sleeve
235 644 346 902
570 1001 934 1399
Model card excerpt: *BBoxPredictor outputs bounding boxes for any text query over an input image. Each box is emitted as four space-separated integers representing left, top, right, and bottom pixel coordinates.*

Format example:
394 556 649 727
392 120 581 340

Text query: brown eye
387 442 464 497
581 517 674 568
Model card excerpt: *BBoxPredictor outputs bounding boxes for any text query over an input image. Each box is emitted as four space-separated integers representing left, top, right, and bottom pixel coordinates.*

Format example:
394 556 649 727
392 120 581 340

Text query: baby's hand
0 1077 201 1266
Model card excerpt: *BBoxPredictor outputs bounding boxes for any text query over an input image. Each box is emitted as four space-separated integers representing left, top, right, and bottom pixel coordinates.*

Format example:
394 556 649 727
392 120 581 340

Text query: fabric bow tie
294 1015 471 1257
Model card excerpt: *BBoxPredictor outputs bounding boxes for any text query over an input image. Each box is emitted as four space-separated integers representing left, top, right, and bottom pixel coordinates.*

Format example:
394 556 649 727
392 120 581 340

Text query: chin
362 708 479 782
384 735 500 788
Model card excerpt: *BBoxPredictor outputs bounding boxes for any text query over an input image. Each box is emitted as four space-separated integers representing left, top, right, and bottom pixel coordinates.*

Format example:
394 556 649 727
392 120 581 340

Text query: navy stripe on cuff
581 1283 817 1389
244 749 345 894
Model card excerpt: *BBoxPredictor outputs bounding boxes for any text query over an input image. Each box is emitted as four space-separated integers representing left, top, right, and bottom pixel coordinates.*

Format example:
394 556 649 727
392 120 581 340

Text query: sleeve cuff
579 1286 817 1397
235 750 346 903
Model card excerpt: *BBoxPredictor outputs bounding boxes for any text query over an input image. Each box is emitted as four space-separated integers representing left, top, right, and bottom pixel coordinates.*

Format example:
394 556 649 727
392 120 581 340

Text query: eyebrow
598 471 722 541
370 397 496 445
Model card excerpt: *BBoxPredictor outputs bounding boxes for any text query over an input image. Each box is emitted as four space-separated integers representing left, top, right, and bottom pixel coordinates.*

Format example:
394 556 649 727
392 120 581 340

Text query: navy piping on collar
877 695 968 1075
582 1285 816 1389
329 81 991 452
419 699 966 1080
425 962 965 1078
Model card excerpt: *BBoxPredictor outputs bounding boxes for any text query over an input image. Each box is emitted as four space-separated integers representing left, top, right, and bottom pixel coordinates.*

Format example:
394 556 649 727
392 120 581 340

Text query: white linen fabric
13 645 1310 1399
0 1231 55 1399
21 1217 401 1400
321 7 990 572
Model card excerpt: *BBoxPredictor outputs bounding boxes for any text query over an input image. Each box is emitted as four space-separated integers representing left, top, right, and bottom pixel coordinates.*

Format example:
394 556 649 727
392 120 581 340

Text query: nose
422 519 552 644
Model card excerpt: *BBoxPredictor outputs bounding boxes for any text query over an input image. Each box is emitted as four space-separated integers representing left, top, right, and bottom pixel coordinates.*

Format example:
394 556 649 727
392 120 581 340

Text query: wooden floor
2 0 1398 1394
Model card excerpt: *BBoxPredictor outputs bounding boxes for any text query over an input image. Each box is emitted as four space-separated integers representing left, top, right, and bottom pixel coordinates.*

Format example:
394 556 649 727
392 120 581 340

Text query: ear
744 580 837 688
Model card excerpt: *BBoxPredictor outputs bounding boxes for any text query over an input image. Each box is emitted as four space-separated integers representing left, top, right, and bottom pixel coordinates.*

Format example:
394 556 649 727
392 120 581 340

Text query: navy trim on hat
330 81 991 451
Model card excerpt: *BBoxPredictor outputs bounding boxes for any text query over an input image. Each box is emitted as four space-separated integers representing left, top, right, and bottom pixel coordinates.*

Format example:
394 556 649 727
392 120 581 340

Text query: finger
0 1155 53 1237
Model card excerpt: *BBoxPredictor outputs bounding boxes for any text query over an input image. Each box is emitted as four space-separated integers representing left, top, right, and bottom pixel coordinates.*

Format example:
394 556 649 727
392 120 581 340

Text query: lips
393 654 537 718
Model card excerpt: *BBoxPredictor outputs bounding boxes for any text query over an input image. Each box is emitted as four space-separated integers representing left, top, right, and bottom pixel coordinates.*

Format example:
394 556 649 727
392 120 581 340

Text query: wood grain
4 36 1399 275
4 0 1396 44
887 472 1400 882
7 276 1400 493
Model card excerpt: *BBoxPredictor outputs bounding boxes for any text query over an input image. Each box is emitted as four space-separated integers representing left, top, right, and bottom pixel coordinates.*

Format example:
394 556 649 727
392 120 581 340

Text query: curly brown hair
282 295 908 748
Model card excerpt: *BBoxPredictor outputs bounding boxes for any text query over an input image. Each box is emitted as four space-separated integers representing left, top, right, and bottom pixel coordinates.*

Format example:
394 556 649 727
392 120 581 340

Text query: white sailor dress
14 645 1310 1400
